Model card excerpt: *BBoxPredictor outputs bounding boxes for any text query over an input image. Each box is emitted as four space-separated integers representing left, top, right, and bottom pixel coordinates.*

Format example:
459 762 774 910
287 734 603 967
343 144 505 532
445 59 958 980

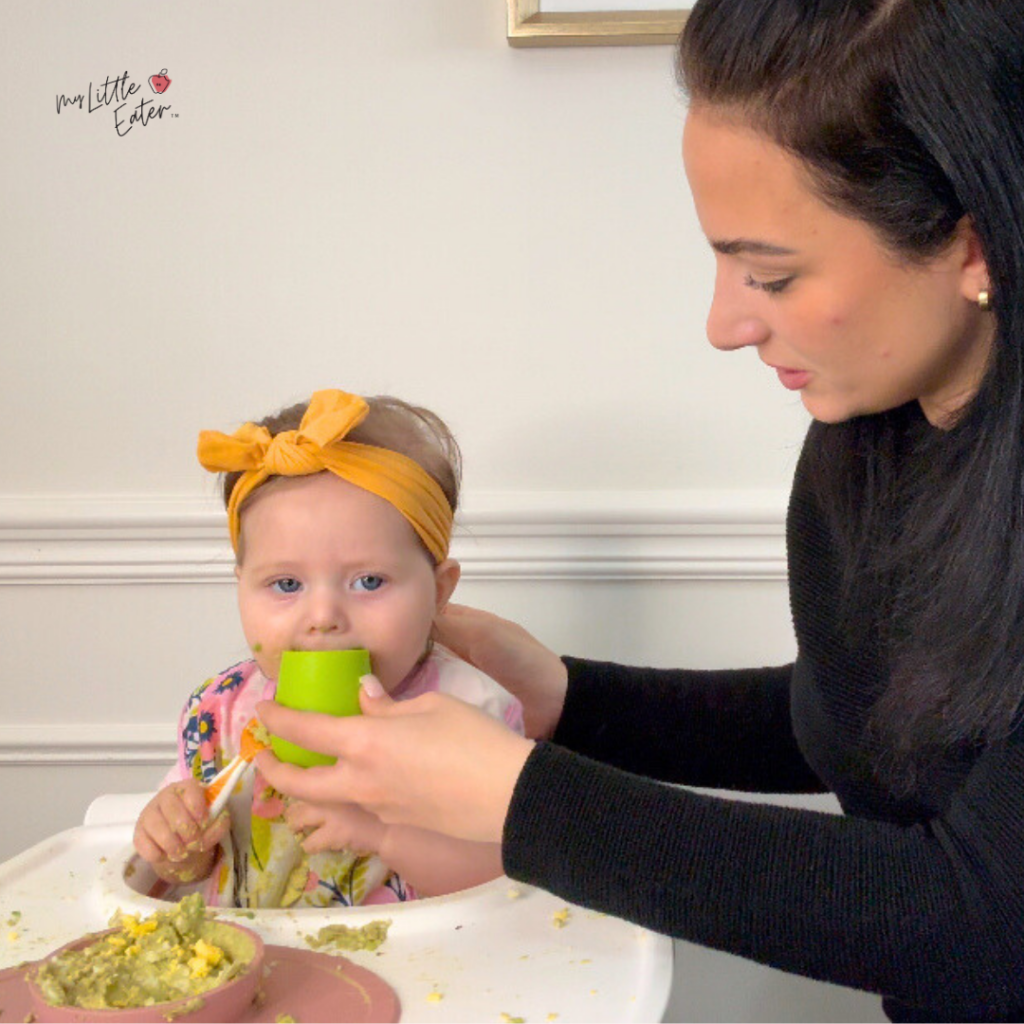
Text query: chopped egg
189 938 226 977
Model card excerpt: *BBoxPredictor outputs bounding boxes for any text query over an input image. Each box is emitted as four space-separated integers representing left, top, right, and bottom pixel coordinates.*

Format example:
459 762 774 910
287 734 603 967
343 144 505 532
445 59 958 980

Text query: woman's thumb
359 673 392 714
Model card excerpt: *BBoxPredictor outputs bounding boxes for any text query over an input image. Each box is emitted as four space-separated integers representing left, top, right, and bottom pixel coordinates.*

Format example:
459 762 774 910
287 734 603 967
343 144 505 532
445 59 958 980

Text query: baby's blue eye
353 575 385 592
271 577 302 594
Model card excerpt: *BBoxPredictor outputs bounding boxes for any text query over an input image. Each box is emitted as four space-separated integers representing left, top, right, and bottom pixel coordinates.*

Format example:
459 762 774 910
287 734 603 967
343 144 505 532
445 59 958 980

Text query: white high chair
68 791 673 1021
83 791 154 826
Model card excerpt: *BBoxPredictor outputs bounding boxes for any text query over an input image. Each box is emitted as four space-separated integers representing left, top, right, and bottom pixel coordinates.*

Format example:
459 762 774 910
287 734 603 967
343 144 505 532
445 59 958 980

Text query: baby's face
235 473 458 692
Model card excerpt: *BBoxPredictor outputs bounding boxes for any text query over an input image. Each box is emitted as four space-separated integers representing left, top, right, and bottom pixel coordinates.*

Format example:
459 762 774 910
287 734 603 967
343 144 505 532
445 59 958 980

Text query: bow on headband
197 389 453 562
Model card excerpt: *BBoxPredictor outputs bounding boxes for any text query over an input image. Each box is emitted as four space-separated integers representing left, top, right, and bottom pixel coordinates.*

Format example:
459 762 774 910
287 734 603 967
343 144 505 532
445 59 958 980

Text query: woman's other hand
255 678 534 844
433 604 568 740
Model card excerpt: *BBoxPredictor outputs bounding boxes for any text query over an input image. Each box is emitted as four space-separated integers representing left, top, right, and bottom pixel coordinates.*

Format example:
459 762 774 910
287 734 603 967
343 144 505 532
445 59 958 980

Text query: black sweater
502 439 1024 1022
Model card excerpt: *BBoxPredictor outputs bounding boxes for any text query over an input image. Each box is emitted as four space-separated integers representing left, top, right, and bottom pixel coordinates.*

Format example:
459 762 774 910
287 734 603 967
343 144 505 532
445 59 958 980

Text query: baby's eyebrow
710 238 797 257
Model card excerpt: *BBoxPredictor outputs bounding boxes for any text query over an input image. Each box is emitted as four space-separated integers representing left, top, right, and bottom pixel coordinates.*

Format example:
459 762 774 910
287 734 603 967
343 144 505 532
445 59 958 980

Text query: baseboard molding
0 490 788 583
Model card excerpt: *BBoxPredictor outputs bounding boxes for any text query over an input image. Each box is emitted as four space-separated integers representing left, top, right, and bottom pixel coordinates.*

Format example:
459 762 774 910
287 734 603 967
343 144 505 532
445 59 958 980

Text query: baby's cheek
250 643 281 681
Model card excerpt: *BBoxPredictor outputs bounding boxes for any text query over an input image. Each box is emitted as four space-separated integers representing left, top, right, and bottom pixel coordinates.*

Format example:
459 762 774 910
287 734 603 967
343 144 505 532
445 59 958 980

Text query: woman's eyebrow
711 238 798 256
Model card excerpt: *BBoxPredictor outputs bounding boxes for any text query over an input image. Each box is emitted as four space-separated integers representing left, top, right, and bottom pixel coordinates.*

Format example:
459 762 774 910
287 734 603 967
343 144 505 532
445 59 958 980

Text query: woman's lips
774 367 811 390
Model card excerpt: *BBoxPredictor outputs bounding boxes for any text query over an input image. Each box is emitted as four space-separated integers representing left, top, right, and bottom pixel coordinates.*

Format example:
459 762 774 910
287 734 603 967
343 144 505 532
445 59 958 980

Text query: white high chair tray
0 824 672 1023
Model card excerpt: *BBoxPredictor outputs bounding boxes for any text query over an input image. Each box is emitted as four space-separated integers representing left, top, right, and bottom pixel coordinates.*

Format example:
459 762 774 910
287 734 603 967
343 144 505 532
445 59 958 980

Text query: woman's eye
744 273 794 295
352 575 385 593
271 577 303 595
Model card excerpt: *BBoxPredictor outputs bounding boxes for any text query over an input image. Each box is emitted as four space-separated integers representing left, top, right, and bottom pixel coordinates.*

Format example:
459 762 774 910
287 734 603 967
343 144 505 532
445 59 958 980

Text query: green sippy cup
270 648 372 767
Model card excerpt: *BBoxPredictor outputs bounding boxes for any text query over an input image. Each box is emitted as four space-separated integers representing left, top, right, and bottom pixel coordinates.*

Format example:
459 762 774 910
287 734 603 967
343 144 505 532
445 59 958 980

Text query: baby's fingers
156 782 209 839
193 809 230 852
169 781 212 832
284 801 326 832
133 818 169 865
134 805 190 865
296 824 336 855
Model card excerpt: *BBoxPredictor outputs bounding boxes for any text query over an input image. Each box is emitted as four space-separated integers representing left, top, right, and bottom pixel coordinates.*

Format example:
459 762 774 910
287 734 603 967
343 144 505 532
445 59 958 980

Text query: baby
133 389 523 907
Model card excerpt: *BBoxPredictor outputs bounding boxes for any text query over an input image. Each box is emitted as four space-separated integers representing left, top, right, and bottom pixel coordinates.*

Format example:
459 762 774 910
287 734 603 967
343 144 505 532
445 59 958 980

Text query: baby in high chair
133 389 523 907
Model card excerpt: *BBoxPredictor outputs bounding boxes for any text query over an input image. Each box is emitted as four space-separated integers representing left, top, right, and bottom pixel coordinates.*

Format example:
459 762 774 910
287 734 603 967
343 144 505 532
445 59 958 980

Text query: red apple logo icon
149 69 171 94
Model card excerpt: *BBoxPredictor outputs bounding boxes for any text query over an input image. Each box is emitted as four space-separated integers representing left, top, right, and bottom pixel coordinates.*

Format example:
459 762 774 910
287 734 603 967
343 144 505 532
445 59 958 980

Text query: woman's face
682 106 995 426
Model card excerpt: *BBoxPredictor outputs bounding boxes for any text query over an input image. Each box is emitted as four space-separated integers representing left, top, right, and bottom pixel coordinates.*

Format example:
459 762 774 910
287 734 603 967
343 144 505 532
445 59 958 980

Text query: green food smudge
304 919 391 953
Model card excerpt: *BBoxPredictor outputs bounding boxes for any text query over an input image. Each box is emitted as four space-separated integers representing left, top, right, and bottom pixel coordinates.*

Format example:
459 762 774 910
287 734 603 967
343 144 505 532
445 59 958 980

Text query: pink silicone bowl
25 920 265 1024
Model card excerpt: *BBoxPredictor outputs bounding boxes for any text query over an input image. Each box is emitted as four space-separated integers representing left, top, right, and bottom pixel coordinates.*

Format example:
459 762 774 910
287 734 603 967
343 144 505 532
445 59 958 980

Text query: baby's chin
372 666 406 695
251 652 277 681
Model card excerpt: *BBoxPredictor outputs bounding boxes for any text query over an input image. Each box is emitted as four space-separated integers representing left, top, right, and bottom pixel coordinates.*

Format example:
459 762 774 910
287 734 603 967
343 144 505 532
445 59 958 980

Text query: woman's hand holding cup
256 678 534 844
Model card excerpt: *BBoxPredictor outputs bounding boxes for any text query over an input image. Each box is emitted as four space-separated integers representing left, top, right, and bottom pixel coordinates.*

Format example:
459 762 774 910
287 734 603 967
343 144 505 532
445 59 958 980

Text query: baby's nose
308 590 347 633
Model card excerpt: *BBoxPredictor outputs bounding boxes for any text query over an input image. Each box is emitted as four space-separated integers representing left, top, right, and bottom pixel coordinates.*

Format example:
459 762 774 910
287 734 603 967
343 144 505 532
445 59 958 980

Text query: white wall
0 2 883 1020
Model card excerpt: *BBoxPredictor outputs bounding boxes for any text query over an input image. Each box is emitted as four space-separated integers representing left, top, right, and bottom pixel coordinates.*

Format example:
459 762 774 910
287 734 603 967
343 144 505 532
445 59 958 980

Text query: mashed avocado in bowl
28 893 263 1022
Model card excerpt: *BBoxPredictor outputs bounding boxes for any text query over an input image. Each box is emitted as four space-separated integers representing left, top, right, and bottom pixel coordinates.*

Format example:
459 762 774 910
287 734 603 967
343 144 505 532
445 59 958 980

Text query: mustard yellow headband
196 389 453 563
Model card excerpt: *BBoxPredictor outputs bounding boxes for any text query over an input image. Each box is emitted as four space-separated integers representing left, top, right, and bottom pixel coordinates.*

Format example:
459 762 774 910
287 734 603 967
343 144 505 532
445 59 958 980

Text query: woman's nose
705 275 771 352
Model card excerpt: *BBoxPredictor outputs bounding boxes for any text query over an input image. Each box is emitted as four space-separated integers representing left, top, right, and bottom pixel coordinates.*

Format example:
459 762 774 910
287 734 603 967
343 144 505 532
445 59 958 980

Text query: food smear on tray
304 918 391 953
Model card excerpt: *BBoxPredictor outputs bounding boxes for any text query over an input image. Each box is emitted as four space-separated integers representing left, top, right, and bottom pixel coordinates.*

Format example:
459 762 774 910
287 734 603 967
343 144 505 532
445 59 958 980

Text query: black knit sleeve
553 657 825 793
502 738 1024 1020
505 435 1024 1020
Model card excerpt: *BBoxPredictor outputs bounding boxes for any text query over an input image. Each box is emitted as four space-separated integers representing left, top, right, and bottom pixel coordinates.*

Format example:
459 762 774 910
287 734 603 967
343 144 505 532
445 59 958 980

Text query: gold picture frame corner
507 0 689 48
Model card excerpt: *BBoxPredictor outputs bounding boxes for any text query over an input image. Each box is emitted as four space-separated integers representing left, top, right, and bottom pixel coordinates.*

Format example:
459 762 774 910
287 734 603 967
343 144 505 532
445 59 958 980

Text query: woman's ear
433 558 461 611
955 215 992 303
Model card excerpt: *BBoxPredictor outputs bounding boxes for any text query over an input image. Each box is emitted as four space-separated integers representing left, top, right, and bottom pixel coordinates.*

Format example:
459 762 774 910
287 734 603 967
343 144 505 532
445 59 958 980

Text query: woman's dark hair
678 0 1024 791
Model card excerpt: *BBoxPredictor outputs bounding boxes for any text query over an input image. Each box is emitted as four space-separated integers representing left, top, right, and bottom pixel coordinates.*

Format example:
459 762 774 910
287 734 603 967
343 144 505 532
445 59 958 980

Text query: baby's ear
433 558 461 611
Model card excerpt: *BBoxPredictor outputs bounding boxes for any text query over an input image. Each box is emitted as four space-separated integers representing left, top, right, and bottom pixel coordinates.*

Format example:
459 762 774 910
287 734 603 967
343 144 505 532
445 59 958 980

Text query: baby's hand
284 799 386 857
133 780 229 883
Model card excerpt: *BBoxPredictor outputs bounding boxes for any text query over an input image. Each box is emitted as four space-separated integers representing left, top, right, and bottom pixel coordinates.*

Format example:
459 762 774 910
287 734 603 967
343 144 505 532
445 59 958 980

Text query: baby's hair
223 394 462 560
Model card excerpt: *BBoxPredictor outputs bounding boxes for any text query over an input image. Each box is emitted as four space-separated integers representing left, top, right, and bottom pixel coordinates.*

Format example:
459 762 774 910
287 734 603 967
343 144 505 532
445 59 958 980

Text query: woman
256 1 1024 1018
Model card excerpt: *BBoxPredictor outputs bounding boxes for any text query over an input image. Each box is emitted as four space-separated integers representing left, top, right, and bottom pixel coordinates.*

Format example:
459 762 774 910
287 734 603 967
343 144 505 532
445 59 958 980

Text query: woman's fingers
434 604 568 740
255 748 339 804
258 700 352 758
432 603 499 661
256 691 533 843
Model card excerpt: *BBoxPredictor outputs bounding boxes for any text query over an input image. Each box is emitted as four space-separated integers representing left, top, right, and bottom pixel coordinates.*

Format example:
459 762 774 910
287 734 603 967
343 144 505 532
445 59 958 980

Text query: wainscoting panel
0 489 793 861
